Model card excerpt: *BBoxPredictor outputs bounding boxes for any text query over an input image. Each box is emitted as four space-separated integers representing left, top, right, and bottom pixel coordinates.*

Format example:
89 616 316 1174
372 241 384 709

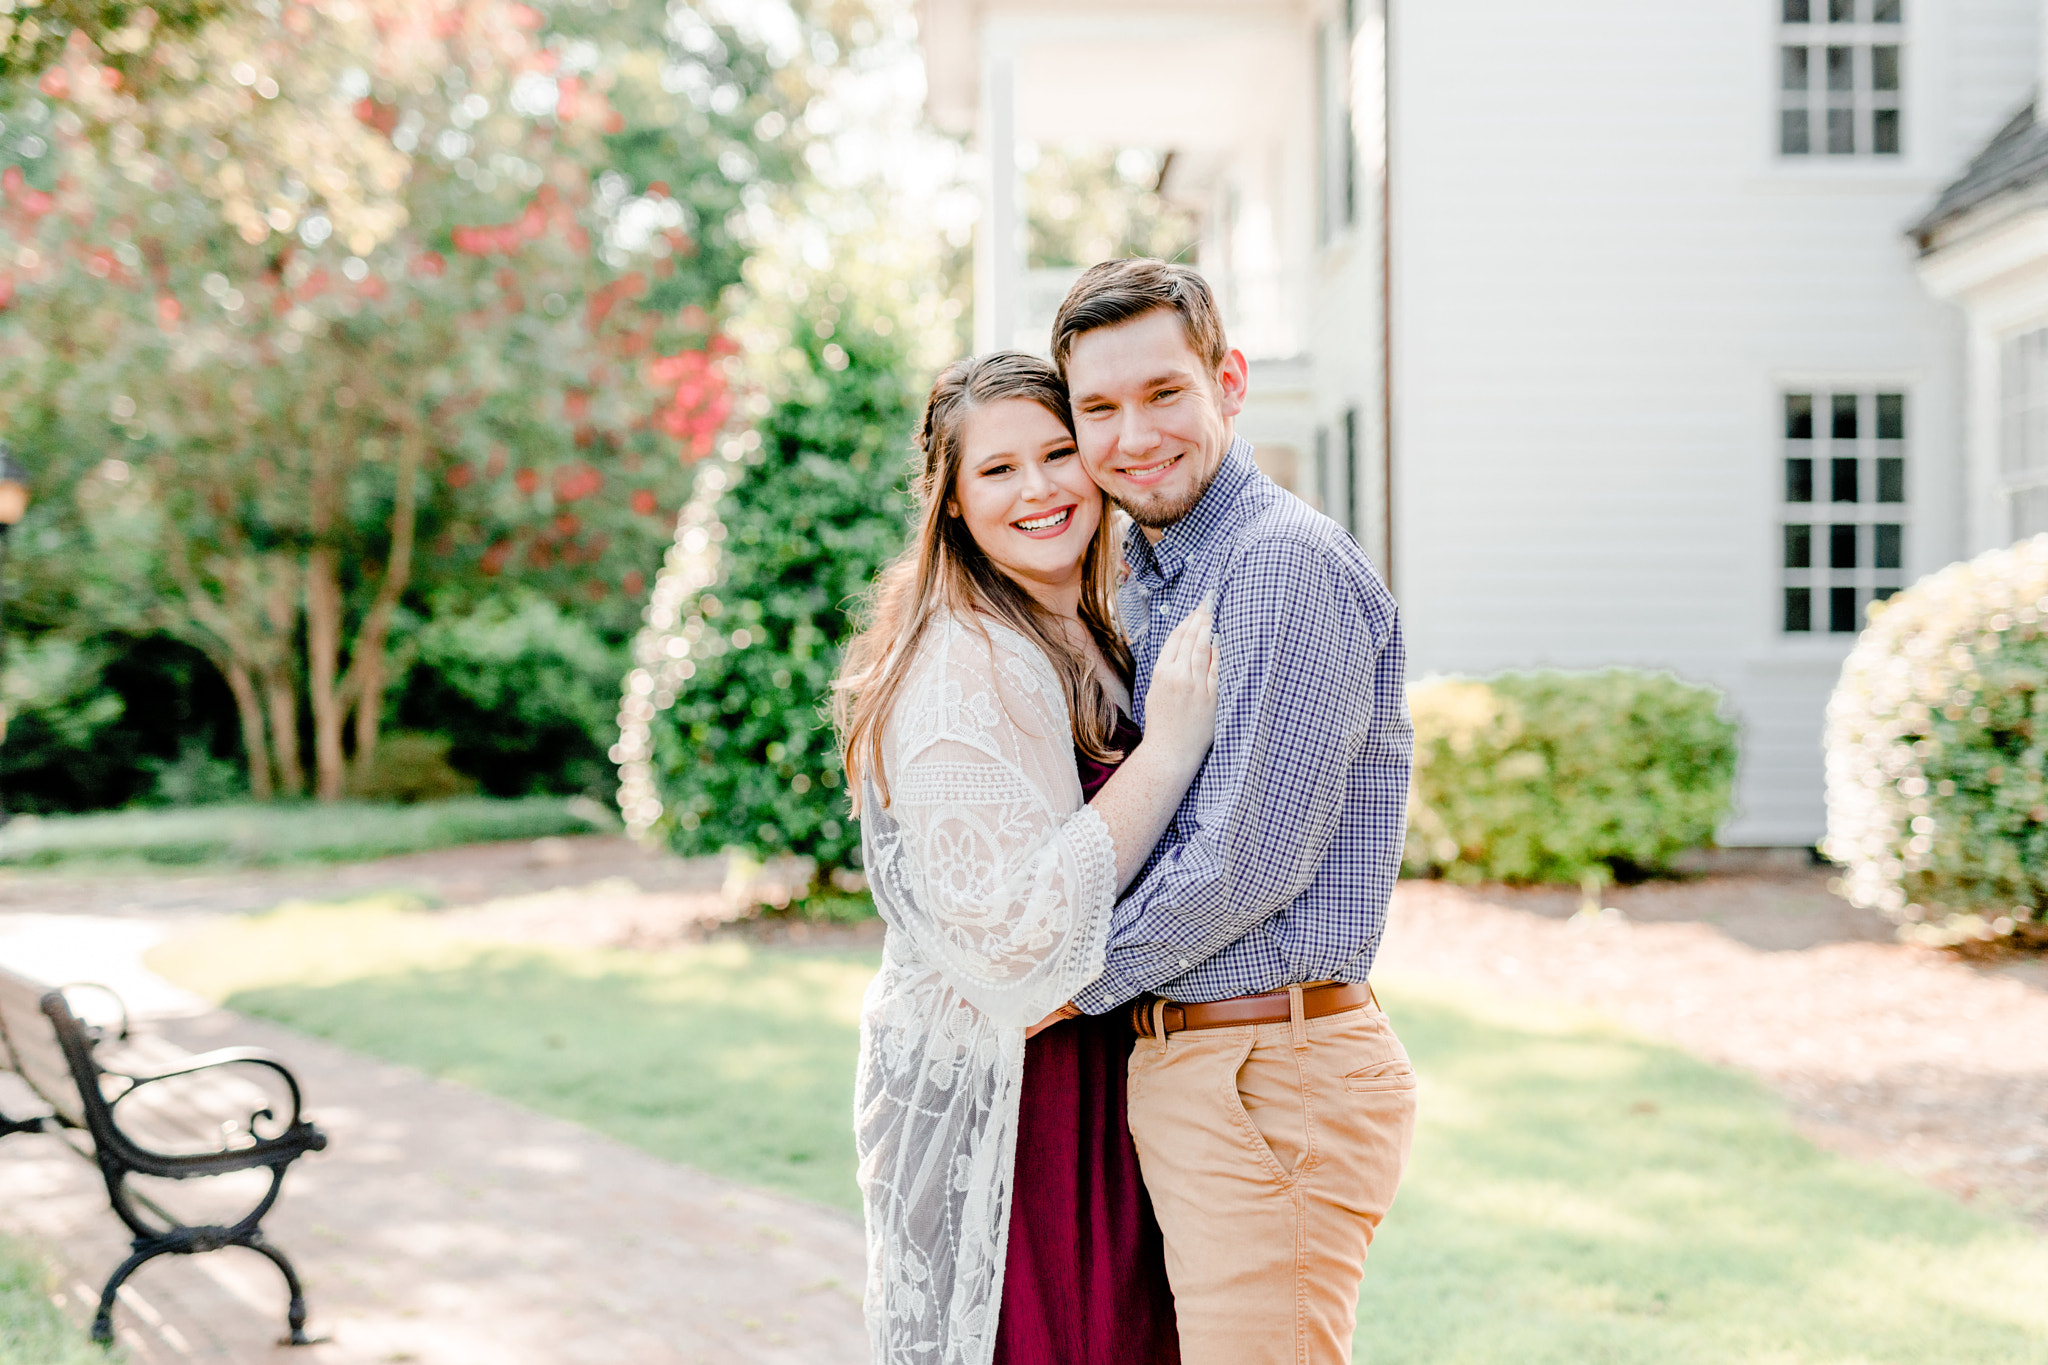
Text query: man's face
1066 307 1248 533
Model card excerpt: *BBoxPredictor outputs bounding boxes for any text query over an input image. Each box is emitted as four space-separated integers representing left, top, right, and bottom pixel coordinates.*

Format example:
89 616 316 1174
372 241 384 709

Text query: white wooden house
914 0 2047 846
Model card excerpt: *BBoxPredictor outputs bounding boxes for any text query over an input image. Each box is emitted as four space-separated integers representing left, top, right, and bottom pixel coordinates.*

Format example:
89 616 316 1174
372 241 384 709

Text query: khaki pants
1127 996 1416 1365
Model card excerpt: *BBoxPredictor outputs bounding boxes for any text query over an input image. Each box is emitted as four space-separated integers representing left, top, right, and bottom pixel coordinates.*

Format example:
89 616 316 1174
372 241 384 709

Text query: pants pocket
1229 1036 1310 1183
1343 1059 1418 1093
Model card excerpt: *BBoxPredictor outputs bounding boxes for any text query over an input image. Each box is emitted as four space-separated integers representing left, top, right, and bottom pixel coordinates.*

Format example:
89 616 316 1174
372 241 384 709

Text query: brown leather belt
1129 980 1376 1039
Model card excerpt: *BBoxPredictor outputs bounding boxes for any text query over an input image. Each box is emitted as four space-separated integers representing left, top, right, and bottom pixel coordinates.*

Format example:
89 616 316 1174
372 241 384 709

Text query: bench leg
91 1241 171 1345
90 1234 319 1348
245 1233 318 1346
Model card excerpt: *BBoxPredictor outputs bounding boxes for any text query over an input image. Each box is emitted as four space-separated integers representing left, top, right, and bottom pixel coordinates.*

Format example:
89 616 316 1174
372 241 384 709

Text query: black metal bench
0 964 328 1345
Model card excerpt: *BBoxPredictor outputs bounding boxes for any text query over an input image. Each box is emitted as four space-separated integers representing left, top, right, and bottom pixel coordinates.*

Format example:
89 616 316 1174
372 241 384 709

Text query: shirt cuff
1073 944 1191 1014
1073 968 1141 1015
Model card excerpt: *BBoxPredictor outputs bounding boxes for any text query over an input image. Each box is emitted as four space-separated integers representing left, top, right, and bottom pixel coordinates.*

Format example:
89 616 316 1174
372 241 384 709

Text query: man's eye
1154 389 1180 402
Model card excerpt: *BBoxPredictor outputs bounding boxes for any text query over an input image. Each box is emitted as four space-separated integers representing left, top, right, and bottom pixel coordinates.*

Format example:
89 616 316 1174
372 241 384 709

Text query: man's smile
1116 451 1186 486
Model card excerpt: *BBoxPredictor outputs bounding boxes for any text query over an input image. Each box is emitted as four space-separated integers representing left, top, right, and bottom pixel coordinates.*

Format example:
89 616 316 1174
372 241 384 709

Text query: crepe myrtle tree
0 0 805 801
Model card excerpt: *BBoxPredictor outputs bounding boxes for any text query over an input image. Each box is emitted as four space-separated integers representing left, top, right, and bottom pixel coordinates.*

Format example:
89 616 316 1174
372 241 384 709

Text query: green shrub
394 593 627 799
137 739 247 806
1403 669 1738 884
621 308 916 892
345 732 478 805
0 632 250 814
1824 535 2048 944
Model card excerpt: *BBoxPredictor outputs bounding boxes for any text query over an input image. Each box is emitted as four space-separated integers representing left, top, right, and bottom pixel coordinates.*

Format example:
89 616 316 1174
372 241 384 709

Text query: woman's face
950 397 1103 603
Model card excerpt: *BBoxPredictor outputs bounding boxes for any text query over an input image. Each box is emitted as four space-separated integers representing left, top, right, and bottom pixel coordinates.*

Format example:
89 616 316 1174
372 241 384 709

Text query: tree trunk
154 535 286 803
221 658 274 802
261 563 305 797
352 650 384 779
305 546 347 801
342 419 424 785
263 663 304 797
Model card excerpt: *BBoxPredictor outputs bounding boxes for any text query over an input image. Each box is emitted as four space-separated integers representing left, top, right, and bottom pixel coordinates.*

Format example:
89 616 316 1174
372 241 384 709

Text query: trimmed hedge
1404 669 1738 884
1825 535 2048 944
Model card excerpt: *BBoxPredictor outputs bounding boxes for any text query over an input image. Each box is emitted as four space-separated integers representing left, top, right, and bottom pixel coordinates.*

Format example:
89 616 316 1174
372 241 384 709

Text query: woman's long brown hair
835 351 1132 811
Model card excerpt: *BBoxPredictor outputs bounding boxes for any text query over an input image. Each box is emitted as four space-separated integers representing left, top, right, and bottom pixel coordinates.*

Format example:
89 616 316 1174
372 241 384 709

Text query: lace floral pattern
856 615 1118 1365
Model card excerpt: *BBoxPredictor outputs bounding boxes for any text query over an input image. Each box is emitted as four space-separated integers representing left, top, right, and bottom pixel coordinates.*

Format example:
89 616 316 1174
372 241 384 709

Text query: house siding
1387 0 2033 844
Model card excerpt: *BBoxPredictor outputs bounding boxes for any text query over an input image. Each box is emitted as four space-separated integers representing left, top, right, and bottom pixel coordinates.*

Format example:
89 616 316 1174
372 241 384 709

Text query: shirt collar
1121 435 1259 585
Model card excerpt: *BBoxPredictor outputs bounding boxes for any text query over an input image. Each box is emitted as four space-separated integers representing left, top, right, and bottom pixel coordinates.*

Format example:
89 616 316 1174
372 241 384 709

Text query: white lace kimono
854 614 1119 1365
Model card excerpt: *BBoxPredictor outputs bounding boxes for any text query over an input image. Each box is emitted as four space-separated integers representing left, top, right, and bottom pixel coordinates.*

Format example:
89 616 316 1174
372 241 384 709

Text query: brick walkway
0 903 869 1364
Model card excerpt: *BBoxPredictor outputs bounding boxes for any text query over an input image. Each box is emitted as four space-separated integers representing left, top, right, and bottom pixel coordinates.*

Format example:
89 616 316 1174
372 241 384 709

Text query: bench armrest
55 983 131 1045
104 1047 320 1152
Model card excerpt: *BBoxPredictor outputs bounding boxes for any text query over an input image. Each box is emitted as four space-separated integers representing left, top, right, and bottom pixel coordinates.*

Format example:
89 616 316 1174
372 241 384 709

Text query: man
1053 258 1416 1365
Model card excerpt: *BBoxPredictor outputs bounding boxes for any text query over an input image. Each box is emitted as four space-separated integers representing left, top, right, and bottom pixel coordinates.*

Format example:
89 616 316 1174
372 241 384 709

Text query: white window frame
1998 326 2048 540
1775 0 1905 162
1316 0 1360 245
1779 387 1911 637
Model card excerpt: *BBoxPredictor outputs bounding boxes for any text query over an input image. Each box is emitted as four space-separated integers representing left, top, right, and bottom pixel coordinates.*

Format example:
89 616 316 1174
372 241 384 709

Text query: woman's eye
982 463 1013 477
1046 447 1075 462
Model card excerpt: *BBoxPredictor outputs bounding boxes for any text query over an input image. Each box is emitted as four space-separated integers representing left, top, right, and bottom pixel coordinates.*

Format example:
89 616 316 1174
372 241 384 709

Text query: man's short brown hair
1050 258 1229 381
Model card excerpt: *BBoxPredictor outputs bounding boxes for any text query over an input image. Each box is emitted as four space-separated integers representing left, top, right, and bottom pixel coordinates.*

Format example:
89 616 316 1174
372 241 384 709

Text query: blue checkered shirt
1073 436 1412 1012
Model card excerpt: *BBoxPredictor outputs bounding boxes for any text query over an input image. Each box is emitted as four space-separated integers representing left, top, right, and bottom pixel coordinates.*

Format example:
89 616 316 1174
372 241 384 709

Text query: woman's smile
1012 504 1078 537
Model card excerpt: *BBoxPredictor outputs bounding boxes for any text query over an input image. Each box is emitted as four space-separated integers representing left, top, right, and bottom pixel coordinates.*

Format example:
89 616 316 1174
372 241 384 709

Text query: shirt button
1154 603 1167 614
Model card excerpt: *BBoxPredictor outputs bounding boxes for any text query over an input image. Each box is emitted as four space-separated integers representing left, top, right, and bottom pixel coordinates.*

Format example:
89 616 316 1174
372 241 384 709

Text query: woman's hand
1141 599 1220 778
1025 1002 1083 1039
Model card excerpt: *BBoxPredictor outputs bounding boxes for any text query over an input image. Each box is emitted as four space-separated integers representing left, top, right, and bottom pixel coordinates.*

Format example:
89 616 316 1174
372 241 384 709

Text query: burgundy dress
992 711 1181 1365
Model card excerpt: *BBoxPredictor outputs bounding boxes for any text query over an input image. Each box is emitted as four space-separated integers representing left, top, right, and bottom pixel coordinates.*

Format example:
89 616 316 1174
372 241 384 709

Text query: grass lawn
0 1234 120 1365
150 902 2048 1363
149 898 872 1207
0 796 611 870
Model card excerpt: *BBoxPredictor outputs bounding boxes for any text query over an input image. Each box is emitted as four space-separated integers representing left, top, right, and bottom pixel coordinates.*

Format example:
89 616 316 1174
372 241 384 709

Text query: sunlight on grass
148 900 872 1209
1358 971 2048 1364
148 908 2048 1362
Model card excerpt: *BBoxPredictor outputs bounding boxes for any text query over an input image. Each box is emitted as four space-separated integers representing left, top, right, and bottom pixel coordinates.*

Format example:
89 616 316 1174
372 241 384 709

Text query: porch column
975 45 1022 354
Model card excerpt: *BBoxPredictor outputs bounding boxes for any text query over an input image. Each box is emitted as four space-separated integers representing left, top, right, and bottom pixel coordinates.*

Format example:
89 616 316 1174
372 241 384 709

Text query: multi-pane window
1782 390 1906 635
1317 0 1360 243
1779 0 1902 158
1998 327 2048 540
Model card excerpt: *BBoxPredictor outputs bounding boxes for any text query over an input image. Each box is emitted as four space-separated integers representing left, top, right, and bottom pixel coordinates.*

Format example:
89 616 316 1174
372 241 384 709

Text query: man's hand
1025 1002 1084 1039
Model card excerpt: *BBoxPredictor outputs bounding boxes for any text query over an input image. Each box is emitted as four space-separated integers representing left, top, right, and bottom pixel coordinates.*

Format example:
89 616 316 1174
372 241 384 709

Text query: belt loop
1287 984 1308 1051
1367 981 1381 1013
1150 997 1170 1055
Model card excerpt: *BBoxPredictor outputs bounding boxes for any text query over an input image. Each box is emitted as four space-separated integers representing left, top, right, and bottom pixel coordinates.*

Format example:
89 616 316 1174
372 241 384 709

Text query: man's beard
1112 457 1219 529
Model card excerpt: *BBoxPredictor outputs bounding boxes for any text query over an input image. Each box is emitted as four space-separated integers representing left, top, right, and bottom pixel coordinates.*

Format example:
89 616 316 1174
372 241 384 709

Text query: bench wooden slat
0 974 83 1128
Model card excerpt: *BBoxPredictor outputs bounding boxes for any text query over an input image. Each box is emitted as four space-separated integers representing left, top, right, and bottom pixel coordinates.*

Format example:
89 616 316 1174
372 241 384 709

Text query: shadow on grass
0 796 606 870
1360 982 2048 1364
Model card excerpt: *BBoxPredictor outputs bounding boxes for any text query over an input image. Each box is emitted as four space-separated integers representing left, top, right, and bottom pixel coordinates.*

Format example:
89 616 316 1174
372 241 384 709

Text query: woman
836 352 1218 1365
